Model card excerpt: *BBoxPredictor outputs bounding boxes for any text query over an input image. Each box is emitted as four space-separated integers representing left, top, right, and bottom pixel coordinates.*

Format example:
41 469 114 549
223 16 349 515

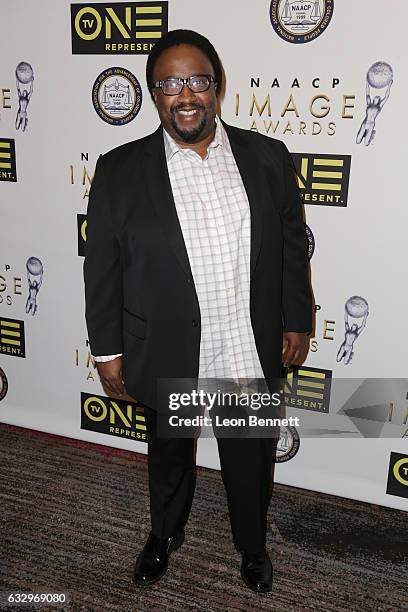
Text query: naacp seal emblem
274 426 300 462
270 0 334 44
305 223 315 260
0 367 8 401
92 67 142 126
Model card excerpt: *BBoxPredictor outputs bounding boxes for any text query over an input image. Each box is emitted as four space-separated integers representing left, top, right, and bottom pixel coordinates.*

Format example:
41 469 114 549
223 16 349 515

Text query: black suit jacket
83 119 313 411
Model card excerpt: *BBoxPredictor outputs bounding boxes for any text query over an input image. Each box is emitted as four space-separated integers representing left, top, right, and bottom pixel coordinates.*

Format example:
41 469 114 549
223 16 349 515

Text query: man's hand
282 332 309 367
96 356 126 396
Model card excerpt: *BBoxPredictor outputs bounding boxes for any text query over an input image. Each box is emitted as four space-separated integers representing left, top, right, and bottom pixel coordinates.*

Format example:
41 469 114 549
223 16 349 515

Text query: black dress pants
142 405 278 554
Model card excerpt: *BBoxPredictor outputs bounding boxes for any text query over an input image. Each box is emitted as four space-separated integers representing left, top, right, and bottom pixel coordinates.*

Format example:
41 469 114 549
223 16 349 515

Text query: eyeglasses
152 74 216 96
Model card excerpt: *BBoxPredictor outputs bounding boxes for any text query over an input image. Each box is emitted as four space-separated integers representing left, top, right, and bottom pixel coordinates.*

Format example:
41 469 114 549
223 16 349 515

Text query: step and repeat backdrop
1 1 407 511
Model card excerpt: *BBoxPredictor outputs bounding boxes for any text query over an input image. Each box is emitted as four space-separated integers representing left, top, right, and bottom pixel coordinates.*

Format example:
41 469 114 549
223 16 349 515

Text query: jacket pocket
123 308 147 340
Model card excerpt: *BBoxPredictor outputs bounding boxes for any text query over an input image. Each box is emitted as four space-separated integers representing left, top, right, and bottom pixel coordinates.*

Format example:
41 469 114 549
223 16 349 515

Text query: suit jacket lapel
222 119 263 279
142 125 193 279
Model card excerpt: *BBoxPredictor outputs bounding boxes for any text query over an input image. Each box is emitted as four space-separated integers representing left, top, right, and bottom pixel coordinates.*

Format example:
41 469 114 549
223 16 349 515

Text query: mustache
171 103 205 114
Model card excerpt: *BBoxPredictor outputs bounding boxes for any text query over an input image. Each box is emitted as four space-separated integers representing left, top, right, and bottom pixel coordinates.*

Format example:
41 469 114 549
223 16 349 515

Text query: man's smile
178 109 198 116
172 105 204 121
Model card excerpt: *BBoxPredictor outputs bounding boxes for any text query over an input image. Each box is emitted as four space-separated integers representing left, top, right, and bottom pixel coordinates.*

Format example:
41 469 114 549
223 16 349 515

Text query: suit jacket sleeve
279 141 313 334
83 155 123 356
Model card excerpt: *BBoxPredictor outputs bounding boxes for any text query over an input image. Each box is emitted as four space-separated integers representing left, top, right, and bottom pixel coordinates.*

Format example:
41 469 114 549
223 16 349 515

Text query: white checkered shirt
163 118 264 380
95 118 265 381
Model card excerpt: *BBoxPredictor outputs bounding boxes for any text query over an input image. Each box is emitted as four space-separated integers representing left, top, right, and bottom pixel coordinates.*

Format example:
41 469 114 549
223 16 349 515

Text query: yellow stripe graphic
301 157 308 178
136 6 163 13
298 369 325 379
314 158 343 166
1 330 20 337
0 152 11 158
312 182 341 191
312 171 342 179
1 338 20 346
298 380 325 389
136 18 162 26
135 424 147 430
1 320 20 328
296 157 308 189
0 163 11 169
284 368 293 393
296 175 305 189
0 142 11 148
136 31 162 38
297 390 324 399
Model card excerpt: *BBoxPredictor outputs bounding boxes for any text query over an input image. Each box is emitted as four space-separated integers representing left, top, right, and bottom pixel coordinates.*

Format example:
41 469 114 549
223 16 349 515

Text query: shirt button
192 319 199 327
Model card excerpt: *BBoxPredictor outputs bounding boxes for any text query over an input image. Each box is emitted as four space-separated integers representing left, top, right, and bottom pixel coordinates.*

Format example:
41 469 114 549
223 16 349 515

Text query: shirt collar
163 115 231 162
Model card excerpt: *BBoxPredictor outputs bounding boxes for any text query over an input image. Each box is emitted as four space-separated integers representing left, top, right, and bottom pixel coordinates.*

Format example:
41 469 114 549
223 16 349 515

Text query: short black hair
146 29 222 97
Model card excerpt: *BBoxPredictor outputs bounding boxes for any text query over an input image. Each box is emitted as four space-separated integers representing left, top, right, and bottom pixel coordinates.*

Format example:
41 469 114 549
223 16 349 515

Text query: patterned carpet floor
0 422 407 612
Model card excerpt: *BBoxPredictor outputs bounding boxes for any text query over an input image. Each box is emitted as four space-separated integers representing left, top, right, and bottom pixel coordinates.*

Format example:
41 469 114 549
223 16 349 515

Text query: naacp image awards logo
270 0 334 44
92 67 142 125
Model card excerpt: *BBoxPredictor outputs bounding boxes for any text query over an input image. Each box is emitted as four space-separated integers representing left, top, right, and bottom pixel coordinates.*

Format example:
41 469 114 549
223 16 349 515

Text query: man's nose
177 82 196 103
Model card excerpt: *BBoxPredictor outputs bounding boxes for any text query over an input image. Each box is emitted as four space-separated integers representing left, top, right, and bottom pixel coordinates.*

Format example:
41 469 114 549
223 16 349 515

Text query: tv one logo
71 2 168 54
0 139 17 183
77 214 87 257
291 152 351 207
81 392 147 441
282 365 332 413
386 452 408 499
0 317 25 358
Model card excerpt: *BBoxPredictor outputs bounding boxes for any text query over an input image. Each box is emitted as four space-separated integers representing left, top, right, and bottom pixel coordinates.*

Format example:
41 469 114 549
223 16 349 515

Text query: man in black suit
84 29 312 593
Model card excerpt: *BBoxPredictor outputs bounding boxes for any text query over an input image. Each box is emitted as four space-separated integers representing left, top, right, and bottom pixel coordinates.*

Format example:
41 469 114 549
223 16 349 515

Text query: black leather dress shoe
133 529 185 586
240 551 273 593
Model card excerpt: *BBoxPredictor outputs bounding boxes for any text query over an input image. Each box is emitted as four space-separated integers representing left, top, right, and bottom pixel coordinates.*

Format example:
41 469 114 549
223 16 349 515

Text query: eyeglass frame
151 74 217 96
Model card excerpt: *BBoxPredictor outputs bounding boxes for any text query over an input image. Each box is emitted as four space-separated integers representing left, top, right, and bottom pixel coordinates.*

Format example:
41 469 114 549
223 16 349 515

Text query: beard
170 104 208 143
